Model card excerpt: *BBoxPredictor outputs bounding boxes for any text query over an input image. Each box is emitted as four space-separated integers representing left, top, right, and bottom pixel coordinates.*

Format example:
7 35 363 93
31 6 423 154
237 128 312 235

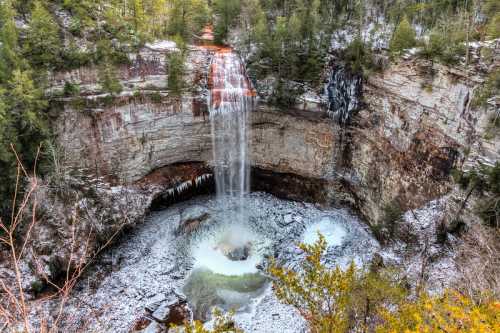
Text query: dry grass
455 222 500 302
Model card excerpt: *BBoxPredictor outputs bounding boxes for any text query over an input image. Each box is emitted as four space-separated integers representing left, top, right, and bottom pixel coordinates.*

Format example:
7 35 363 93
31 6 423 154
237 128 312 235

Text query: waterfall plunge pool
66 192 379 332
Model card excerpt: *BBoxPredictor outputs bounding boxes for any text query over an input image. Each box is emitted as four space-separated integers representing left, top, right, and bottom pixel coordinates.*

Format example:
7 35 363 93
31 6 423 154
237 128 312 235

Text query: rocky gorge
2 18 499 333
50 37 500 220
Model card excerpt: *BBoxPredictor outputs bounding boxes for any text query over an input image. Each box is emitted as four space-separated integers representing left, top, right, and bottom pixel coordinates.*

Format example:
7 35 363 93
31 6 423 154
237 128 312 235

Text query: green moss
30 280 45 294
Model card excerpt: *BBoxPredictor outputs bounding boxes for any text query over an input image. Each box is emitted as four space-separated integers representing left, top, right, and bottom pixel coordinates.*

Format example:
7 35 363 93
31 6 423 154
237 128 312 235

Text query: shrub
98 63 123 95
150 92 163 104
452 163 500 228
167 50 186 96
269 235 406 332
419 23 466 65
486 12 500 38
213 0 241 44
377 291 500 333
269 234 499 333
390 17 416 54
61 41 92 70
472 69 500 108
343 37 375 74
63 81 80 97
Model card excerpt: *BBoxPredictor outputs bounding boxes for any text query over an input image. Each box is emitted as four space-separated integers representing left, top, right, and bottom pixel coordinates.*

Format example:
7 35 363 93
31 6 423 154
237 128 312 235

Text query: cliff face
53 42 499 225
53 42 338 188
347 55 499 224
349 60 480 223
32 39 497 283
52 43 213 183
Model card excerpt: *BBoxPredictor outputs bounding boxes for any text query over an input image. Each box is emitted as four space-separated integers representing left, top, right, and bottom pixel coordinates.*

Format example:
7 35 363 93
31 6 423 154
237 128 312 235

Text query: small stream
64 192 379 332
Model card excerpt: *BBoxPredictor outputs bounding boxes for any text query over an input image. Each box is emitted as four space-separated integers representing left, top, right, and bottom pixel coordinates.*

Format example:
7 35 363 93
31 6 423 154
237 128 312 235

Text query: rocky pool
63 192 379 332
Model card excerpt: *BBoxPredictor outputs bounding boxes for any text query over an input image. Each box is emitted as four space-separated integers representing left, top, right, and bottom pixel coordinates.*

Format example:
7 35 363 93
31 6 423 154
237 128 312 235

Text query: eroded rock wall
53 40 499 229
347 58 499 224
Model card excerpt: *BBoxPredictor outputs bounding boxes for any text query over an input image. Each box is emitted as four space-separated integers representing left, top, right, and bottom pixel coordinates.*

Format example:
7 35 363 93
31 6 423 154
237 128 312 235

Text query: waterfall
208 49 255 222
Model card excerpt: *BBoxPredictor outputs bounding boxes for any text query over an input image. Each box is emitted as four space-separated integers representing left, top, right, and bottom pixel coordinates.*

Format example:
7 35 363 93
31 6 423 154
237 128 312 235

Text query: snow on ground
145 40 178 51
57 192 379 332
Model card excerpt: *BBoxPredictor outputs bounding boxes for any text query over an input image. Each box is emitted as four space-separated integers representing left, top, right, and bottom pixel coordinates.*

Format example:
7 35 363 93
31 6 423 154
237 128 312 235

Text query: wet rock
149 292 192 326
142 321 162 333
217 242 251 261
326 64 363 126
176 206 212 235
227 245 251 261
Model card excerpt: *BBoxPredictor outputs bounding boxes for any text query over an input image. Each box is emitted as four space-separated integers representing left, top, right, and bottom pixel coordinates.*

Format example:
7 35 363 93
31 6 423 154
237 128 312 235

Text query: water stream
209 49 255 224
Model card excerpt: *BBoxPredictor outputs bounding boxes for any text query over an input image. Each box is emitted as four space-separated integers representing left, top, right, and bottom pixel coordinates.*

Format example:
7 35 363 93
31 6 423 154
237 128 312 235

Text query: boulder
217 242 252 261
148 292 192 326
176 206 212 235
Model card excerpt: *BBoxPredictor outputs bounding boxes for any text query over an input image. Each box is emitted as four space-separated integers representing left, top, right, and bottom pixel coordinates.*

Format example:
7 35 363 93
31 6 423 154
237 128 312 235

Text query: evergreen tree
252 11 268 47
487 13 500 38
24 1 62 69
389 17 416 54
167 0 209 40
213 0 241 43
0 69 48 220
0 0 22 83
99 64 123 95
167 49 185 96
132 0 146 38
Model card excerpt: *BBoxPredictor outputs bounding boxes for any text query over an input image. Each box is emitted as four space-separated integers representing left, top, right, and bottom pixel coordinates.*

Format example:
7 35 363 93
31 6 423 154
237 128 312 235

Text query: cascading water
208 49 255 222
182 49 261 321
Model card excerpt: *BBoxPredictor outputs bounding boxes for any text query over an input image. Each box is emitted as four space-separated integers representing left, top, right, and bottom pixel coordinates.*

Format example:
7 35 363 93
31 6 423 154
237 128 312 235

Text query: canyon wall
53 41 499 224
24 40 497 283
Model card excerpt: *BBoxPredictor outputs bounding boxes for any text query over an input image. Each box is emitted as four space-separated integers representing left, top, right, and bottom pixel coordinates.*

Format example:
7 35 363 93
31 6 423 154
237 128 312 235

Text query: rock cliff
346 58 496 224
27 39 498 282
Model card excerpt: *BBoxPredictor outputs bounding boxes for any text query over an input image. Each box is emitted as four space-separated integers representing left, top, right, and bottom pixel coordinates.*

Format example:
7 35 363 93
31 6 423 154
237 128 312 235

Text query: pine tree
213 0 241 43
132 0 146 38
389 17 416 54
487 13 500 38
167 50 185 96
24 1 62 69
0 69 48 219
167 0 209 40
98 63 123 95
0 0 22 83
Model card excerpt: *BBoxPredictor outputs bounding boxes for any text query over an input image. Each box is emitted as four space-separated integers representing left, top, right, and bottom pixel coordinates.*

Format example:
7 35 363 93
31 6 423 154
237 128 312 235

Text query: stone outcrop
53 43 499 226
345 57 499 224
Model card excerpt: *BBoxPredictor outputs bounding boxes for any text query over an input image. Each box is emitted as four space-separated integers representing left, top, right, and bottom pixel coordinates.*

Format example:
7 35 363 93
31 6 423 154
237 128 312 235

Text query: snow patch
145 40 177 51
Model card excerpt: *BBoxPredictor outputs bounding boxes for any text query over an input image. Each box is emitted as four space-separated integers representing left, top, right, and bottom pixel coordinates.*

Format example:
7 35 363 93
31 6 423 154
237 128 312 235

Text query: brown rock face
53 43 498 229
347 59 499 225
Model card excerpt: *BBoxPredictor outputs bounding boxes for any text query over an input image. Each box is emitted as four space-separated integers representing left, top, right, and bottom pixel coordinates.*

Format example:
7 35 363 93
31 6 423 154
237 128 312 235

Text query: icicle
165 188 176 198
195 173 212 187
325 65 362 126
